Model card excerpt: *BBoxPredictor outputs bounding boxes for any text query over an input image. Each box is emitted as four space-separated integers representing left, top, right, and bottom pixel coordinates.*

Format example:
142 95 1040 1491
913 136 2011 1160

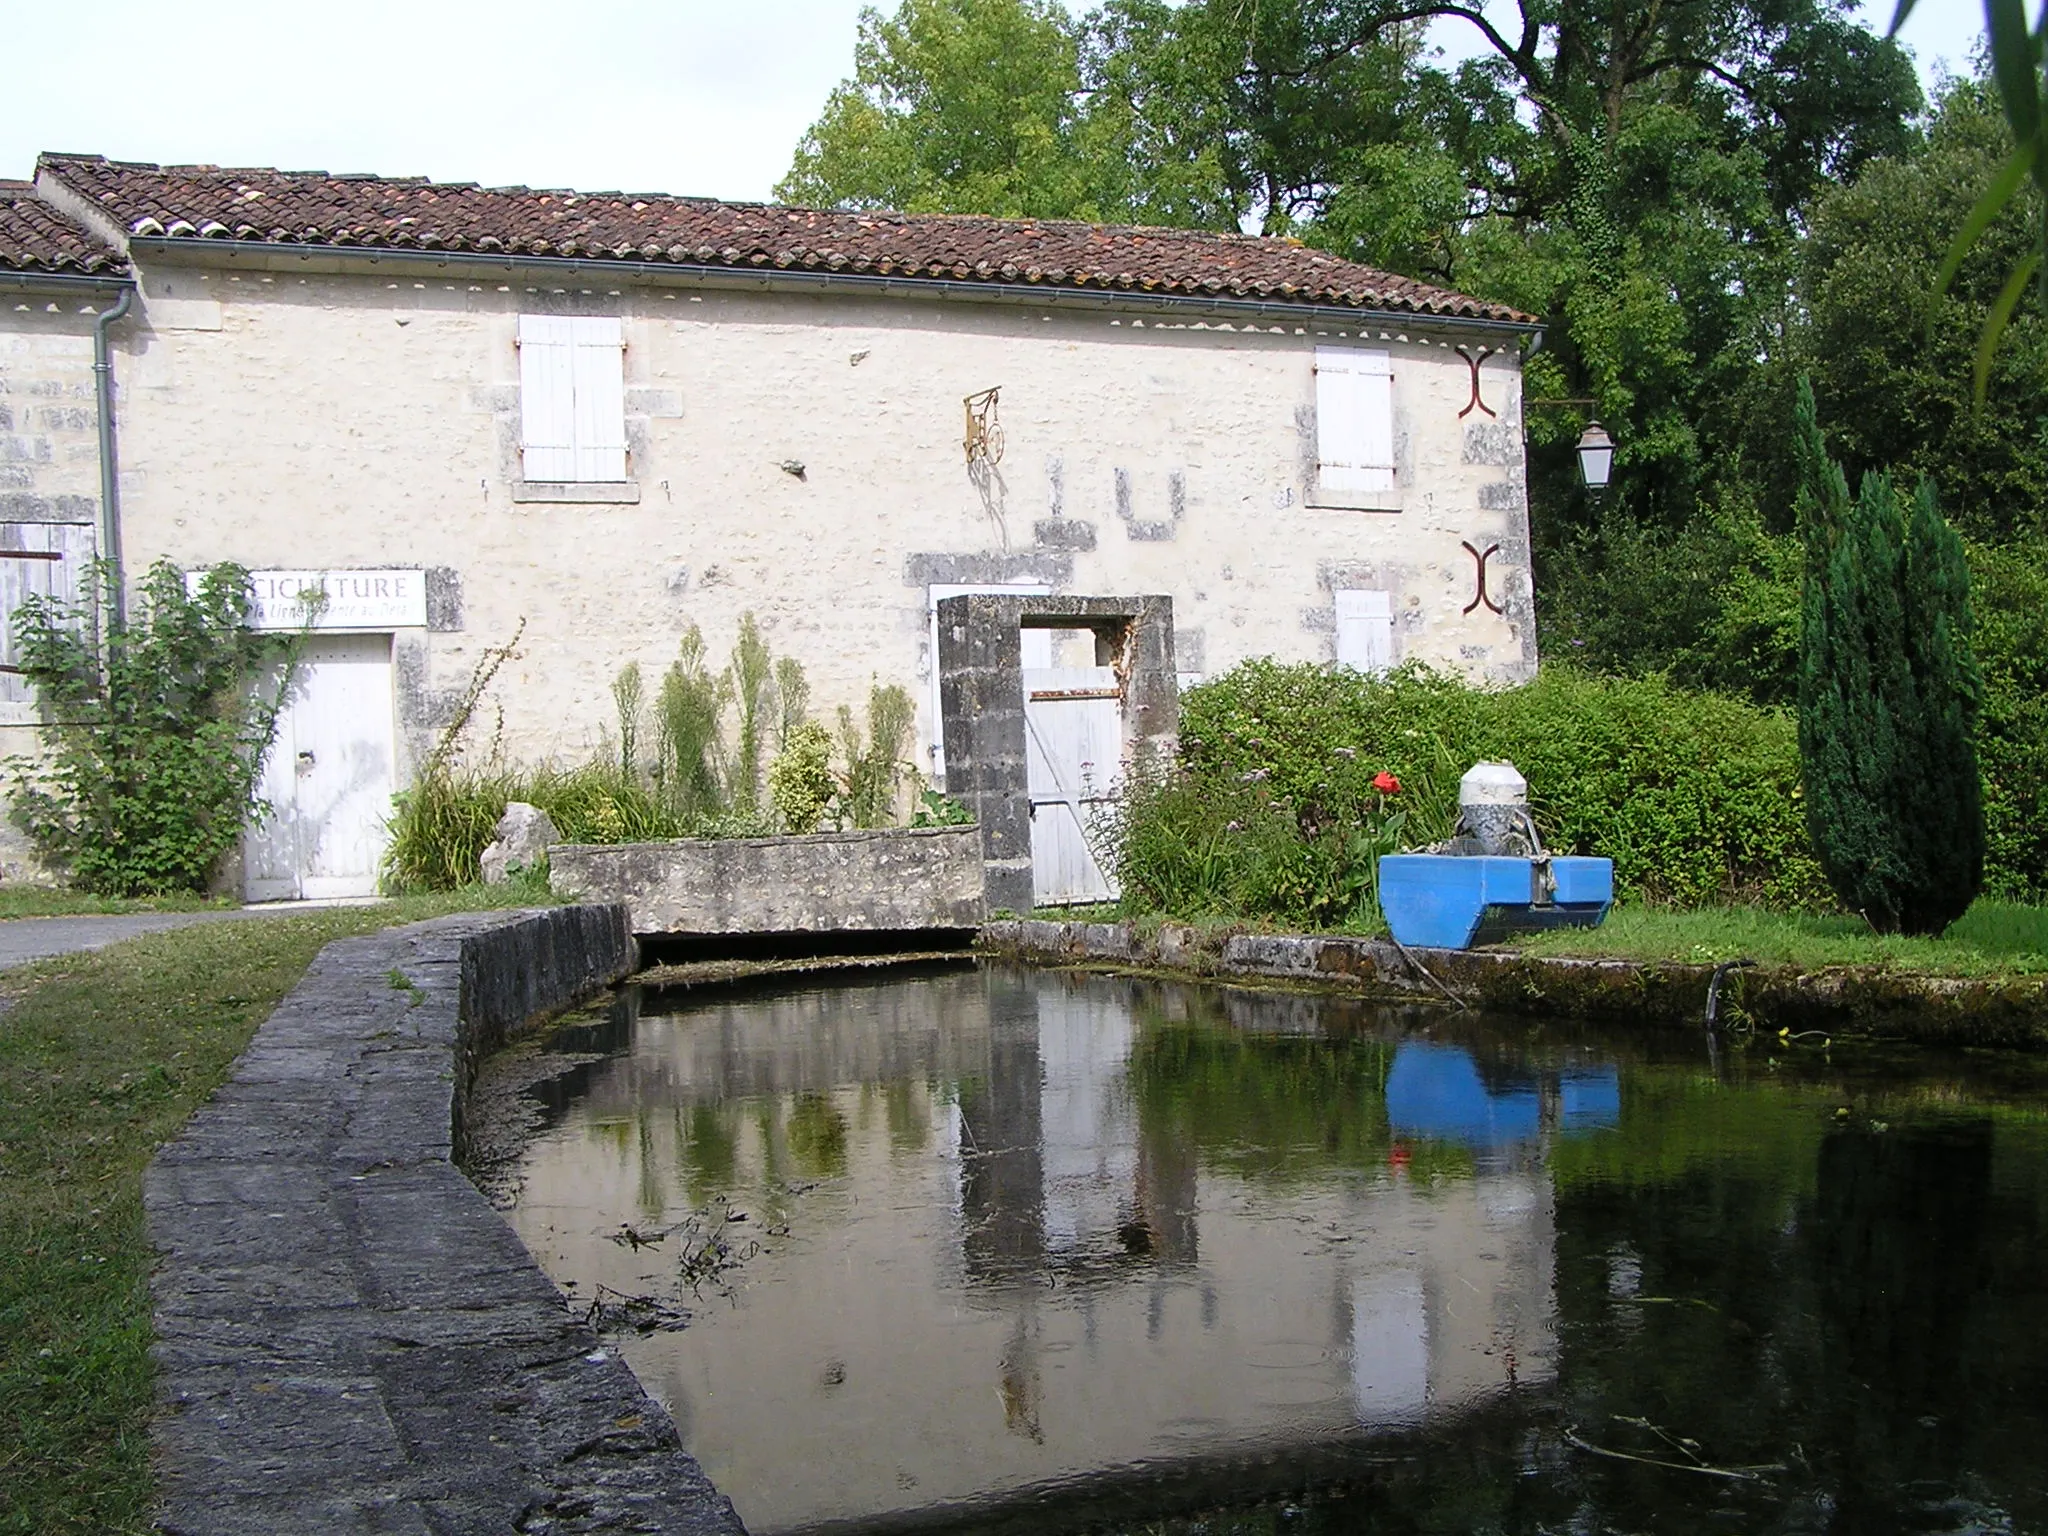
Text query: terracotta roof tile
35 154 1532 325
0 180 126 277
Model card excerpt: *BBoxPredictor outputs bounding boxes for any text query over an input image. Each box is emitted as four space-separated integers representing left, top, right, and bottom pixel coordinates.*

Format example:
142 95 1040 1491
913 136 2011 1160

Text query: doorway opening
245 632 398 901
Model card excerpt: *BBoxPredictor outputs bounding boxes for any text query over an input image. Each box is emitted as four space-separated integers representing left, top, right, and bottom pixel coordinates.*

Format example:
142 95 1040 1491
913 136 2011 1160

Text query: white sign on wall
187 569 429 631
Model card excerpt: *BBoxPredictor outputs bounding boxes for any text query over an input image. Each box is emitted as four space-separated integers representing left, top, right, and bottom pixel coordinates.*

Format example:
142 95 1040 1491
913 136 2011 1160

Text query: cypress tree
1794 379 1985 934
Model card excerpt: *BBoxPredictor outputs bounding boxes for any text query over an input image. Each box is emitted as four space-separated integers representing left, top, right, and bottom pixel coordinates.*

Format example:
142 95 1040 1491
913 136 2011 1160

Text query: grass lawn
0 883 554 1536
0 887 237 921
1514 897 2048 977
1051 897 2048 980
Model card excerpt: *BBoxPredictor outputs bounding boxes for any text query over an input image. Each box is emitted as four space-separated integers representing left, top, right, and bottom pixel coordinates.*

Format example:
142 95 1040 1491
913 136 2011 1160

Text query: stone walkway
143 905 745 1535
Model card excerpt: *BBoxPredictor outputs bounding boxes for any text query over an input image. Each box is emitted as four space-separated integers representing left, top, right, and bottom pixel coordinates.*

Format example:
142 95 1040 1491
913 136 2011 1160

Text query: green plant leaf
1974 246 2042 406
1987 0 2043 152
1932 136 2036 319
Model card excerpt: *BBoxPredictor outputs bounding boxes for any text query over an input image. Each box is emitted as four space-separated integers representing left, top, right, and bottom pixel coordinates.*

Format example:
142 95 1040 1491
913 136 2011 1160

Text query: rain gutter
0 268 131 298
92 284 135 623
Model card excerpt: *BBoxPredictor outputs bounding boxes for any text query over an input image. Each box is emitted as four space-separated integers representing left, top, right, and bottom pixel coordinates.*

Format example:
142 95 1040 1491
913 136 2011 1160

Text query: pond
500 962 2048 1535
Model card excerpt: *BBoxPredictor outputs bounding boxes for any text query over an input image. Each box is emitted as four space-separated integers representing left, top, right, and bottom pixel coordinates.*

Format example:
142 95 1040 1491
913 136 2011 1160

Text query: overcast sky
0 0 1988 207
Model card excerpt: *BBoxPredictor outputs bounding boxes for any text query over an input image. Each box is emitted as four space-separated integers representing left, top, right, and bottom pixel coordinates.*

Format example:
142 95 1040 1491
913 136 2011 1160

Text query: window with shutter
1314 346 1395 501
1334 588 1396 673
0 522 96 723
518 315 626 482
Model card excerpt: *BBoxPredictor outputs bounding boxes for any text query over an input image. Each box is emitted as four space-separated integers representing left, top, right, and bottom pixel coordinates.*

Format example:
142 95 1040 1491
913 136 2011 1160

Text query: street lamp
1576 421 1615 491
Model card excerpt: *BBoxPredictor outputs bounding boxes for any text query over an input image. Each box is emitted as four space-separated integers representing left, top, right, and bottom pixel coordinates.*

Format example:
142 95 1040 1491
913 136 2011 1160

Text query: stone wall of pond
982 918 2048 1045
142 905 746 1535
550 825 986 935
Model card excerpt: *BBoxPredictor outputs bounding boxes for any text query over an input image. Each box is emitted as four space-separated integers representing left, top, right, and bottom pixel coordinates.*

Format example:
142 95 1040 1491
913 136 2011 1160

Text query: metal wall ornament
963 387 1005 466
1454 345 1499 418
1461 539 1505 615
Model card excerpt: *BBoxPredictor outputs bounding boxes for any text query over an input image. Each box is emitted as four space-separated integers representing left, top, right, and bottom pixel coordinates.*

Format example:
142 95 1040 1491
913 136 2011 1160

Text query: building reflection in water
505 967 1620 1534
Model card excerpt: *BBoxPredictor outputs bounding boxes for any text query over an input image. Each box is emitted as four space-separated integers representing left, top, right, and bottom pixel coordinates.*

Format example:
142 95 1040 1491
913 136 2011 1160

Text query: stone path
142 906 747 1535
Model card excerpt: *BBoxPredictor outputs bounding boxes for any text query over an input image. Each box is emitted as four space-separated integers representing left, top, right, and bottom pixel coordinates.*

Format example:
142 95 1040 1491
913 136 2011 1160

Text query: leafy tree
4 560 298 895
1082 0 1445 240
1793 77 2048 541
1414 0 1919 538
1541 77 2048 695
1794 381 1984 934
778 0 1102 217
1889 0 2048 399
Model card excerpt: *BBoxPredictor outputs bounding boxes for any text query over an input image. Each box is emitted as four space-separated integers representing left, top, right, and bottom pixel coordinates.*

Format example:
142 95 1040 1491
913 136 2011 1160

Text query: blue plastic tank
1378 854 1613 950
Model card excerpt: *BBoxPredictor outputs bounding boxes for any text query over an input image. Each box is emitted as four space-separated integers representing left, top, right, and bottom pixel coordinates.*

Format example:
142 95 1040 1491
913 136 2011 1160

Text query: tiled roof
36 153 1532 325
0 181 125 277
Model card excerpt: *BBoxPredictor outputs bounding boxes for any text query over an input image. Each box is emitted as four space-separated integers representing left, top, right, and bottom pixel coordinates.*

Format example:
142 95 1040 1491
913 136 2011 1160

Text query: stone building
1 153 1538 898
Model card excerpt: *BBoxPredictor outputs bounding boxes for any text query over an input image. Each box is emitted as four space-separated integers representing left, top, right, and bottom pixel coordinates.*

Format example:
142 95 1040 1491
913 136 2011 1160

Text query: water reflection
504 965 2048 1536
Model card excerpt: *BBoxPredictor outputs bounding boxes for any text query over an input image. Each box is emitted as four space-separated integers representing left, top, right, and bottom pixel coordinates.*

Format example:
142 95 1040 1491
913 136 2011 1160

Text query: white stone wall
0 296 102 879
0 300 99 521
111 261 1536 782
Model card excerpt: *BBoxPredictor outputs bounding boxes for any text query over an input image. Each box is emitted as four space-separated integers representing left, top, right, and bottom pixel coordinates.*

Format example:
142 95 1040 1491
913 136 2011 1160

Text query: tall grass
382 620 934 892
651 626 729 826
383 762 679 892
729 614 774 814
838 682 916 829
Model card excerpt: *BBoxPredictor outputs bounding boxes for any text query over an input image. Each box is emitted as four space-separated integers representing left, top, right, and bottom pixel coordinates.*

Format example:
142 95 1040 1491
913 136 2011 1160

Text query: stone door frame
935 593 1177 914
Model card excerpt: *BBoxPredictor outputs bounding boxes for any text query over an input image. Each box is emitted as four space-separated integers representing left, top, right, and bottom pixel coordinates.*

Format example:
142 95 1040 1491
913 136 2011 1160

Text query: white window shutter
0 521 95 716
1334 588 1395 673
1315 346 1395 493
569 316 627 482
518 315 578 481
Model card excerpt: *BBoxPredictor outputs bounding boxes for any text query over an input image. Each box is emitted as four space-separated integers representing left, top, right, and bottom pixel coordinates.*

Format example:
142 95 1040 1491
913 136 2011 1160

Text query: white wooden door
246 634 397 901
1024 664 1121 905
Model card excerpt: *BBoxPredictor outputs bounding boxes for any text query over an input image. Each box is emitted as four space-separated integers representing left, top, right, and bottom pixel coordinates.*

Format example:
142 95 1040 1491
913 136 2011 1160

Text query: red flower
1372 771 1401 795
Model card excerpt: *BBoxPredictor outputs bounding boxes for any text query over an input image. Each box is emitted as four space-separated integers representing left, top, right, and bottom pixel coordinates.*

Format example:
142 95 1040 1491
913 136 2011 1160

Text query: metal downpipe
92 285 135 625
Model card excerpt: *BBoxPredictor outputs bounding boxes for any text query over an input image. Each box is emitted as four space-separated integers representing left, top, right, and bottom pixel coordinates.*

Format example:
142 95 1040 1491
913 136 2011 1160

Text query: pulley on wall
963 387 1004 466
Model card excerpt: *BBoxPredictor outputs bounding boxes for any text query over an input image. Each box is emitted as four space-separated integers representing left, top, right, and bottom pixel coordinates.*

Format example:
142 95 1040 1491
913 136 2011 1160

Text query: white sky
0 0 1988 206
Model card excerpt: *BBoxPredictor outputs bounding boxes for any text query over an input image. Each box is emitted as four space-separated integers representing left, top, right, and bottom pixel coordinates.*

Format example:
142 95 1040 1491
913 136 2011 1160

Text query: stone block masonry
549 825 986 935
936 593 1178 914
144 905 747 1536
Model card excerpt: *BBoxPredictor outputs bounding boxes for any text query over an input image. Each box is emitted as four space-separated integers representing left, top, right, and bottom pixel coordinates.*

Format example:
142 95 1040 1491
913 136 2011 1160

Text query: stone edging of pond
980 918 2048 1047
142 905 747 1536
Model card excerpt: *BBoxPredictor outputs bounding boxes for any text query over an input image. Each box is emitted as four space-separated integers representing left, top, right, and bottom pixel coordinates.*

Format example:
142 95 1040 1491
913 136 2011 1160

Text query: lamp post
1576 420 1615 491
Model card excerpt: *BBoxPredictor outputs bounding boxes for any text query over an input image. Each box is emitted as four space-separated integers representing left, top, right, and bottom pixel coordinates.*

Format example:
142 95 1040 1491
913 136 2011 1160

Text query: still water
502 963 2048 1535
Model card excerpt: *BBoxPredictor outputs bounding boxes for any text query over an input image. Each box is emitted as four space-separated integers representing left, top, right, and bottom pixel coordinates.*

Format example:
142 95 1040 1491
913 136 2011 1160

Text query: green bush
1109 661 1829 926
1963 543 2048 902
769 721 837 835
4 560 300 895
